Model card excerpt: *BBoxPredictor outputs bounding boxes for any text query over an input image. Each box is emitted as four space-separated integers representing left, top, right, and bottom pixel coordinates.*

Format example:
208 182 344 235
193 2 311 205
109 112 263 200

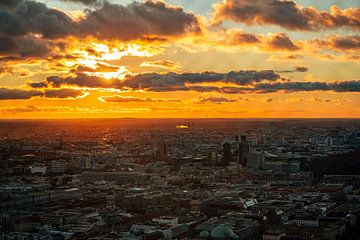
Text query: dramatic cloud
77 0 201 40
46 74 123 88
313 36 360 52
122 70 281 91
44 88 87 98
0 87 87 100
224 31 261 45
266 33 300 51
39 70 281 90
0 88 42 100
213 0 360 31
0 0 75 38
0 36 53 57
0 0 200 41
71 63 120 74
220 30 302 52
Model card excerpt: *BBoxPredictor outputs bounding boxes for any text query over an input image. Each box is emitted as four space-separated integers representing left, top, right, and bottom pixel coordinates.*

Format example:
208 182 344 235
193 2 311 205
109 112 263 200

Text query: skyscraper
236 134 249 167
222 142 232 166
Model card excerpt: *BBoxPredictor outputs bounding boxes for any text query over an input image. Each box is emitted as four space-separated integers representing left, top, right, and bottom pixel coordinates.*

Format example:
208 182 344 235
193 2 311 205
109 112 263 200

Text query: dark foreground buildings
0 119 360 240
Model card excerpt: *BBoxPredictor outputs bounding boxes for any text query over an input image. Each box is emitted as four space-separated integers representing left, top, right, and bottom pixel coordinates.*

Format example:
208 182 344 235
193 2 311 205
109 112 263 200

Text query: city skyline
0 0 359 118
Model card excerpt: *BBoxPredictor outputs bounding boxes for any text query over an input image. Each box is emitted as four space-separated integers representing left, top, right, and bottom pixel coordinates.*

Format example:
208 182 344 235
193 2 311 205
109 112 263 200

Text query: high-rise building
236 134 249 167
222 142 232 166
155 141 172 164
247 151 265 170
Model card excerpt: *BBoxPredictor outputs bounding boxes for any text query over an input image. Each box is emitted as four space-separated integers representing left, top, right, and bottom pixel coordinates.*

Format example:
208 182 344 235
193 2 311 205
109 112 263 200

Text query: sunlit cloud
0 0 359 118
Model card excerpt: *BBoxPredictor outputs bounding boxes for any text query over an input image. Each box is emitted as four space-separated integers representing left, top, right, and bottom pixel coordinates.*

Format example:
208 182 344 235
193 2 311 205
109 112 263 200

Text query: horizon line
0 117 360 121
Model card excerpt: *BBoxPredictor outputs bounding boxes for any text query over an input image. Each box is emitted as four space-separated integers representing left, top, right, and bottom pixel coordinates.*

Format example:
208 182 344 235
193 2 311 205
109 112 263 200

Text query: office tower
155 141 172 164
222 142 231 166
247 151 265 170
236 134 249 167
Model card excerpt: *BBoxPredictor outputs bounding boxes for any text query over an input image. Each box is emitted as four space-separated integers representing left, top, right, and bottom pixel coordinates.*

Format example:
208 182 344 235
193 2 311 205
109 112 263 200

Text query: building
222 142 232 166
81 157 92 169
247 151 265 170
30 166 47 175
236 135 249 167
50 160 66 173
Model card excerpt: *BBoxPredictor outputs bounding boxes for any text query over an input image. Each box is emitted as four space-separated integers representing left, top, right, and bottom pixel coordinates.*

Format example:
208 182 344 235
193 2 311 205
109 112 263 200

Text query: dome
199 231 210 237
210 225 235 239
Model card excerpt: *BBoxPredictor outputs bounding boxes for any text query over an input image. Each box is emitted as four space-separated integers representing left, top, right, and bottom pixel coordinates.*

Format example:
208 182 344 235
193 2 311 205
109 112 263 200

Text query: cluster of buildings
0 120 360 239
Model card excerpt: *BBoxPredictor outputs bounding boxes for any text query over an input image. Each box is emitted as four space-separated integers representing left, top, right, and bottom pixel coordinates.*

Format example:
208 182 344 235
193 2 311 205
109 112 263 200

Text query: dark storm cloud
0 88 42 100
44 88 86 98
266 33 300 51
213 0 360 31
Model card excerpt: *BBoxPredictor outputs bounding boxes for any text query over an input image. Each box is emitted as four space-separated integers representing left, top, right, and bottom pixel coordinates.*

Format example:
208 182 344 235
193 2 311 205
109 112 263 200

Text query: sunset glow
0 0 359 119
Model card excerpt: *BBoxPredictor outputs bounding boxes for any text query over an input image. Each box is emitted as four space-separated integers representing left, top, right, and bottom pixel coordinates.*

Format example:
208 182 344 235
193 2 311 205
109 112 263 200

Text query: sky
0 0 359 119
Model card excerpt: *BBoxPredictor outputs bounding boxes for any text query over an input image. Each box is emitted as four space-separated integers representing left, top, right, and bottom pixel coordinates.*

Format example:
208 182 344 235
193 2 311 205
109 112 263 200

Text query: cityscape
1 119 360 240
0 0 359 239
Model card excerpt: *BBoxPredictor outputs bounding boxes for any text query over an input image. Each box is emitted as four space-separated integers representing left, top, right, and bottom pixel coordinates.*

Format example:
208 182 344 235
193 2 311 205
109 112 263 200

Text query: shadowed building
222 142 232 166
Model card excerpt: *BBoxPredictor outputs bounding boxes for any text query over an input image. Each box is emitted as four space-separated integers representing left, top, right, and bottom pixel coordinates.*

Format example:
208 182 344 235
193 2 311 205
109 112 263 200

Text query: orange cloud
212 0 360 31
140 60 182 70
